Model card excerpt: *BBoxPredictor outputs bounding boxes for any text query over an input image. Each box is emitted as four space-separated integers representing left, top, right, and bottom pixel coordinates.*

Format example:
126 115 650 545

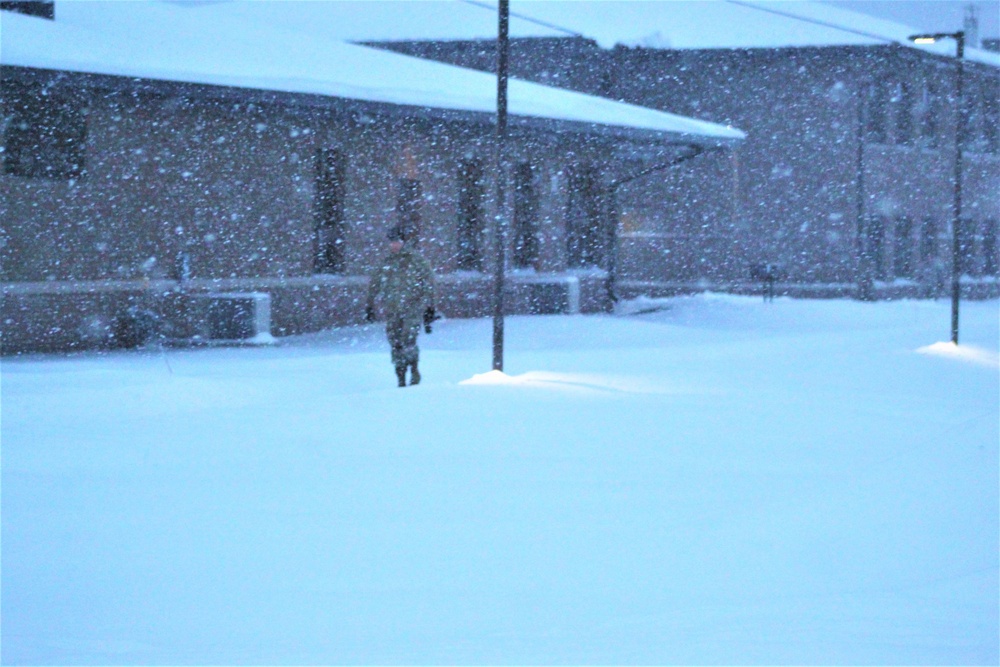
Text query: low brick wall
1 272 614 354
617 279 1000 301
6 274 995 354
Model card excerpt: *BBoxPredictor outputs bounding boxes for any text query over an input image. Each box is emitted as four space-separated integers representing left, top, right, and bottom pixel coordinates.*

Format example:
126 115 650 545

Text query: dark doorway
565 163 604 268
512 162 539 269
314 148 346 273
456 160 485 271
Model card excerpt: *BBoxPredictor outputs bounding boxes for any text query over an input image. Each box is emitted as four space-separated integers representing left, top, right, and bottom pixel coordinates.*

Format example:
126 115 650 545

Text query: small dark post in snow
492 0 509 371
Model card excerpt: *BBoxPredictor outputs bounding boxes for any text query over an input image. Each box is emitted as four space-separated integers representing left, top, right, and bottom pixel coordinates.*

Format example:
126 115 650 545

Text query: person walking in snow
365 224 436 387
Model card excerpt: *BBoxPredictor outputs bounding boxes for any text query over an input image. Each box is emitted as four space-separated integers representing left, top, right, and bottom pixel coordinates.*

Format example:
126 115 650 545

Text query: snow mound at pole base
917 342 1000 368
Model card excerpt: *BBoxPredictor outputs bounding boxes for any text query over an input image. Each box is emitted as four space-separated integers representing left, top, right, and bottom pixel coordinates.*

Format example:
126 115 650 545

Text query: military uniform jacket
366 245 435 320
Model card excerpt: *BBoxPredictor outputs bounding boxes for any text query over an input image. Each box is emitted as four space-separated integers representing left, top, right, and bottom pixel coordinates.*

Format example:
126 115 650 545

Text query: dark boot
395 365 407 387
409 361 421 385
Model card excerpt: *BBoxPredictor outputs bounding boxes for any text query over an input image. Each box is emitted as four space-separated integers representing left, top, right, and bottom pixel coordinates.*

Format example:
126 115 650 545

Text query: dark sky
823 0 999 41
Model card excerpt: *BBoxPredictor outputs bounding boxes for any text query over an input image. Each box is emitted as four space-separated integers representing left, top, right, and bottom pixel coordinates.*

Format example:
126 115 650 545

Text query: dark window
918 81 939 149
0 1 54 19
313 148 346 274
893 215 913 278
565 163 605 268
958 217 976 276
396 178 423 243
919 217 937 263
2 81 86 179
963 90 982 153
985 92 999 153
456 160 485 271
866 81 888 144
894 82 913 145
983 219 998 276
958 86 998 154
512 162 539 269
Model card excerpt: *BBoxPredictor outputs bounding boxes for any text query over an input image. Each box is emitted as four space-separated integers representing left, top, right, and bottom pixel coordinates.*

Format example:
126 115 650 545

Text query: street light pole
492 0 509 371
910 31 964 344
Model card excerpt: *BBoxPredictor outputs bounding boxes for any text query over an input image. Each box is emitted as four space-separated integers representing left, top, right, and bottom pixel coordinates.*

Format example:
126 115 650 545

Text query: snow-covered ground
2 294 998 665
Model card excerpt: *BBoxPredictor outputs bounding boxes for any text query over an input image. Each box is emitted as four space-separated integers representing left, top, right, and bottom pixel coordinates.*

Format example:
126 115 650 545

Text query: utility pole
952 32 965 344
492 0 509 370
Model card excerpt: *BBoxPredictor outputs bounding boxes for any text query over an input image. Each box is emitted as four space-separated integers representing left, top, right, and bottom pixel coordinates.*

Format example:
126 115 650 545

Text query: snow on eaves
0 6 744 144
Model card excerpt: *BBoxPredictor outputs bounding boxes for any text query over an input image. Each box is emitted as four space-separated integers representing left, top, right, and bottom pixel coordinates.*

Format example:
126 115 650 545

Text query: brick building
0 2 741 353
373 1 1000 298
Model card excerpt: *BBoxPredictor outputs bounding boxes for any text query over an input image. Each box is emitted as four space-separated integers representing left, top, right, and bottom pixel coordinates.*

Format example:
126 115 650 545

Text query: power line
459 0 583 38
462 0 908 48
724 0 901 45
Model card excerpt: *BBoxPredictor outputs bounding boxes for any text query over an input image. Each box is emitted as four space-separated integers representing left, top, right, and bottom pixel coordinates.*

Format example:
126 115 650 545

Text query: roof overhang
0 8 744 149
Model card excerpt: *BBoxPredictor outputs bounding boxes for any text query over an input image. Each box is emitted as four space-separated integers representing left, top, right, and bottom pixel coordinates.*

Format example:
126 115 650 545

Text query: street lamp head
908 31 964 44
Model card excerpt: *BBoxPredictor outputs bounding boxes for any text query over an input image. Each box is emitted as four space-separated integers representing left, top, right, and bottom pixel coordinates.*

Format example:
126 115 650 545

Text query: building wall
381 38 747 288
1 67 647 352
380 38 1000 294
2 82 318 283
611 147 742 285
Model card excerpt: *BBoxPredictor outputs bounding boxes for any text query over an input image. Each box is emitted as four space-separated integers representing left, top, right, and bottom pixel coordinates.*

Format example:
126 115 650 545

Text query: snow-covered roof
0 2 745 145
137 0 1000 69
